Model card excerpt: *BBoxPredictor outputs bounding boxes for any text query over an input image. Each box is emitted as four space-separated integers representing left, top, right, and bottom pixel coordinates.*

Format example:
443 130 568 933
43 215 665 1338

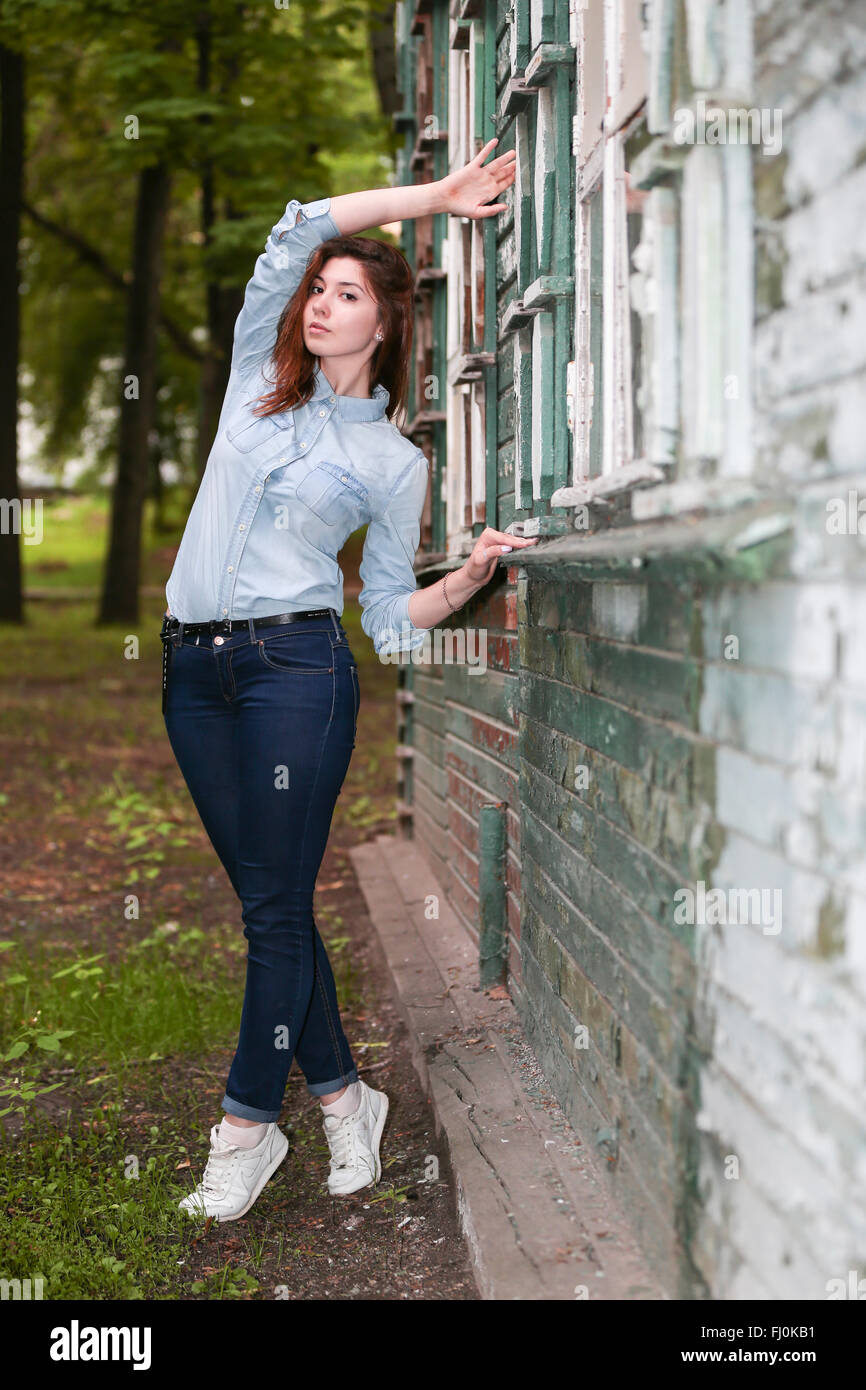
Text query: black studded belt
161 608 334 637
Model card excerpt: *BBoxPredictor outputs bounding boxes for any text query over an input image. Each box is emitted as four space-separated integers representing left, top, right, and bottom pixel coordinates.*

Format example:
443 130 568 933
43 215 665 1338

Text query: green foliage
13 0 400 486
0 925 248 1109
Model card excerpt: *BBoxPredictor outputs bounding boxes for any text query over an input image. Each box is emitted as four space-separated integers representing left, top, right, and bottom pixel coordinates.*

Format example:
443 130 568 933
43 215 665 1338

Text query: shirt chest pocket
295 461 369 528
226 412 291 452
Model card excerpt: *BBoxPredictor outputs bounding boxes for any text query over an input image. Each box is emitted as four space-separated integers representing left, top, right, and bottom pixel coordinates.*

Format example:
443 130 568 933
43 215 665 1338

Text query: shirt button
227 566 233 573
329 397 335 404
319 409 326 416
300 441 306 447
222 608 228 615
341 474 348 482
239 523 245 531
255 485 261 493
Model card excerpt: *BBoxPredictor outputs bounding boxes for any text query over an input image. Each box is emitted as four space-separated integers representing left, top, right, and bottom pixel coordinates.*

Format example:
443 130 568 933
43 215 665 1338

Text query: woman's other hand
439 138 517 219
463 527 538 587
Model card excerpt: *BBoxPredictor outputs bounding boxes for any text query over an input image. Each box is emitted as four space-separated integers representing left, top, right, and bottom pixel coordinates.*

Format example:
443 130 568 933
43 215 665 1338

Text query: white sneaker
179 1121 289 1222
322 1080 389 1196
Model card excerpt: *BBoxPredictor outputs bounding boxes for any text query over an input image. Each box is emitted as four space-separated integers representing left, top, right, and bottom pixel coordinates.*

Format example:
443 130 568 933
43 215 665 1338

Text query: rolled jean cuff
305 1065 359 1098
220 1093 281 1124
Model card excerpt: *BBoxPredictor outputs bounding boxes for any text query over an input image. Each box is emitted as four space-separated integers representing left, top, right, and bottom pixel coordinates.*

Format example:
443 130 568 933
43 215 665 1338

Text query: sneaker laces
195 1135 238 1200
323 1113 358 1172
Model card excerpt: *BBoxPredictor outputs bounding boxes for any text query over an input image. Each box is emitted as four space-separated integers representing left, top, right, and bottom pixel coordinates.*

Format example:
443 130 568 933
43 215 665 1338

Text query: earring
376 331 383 341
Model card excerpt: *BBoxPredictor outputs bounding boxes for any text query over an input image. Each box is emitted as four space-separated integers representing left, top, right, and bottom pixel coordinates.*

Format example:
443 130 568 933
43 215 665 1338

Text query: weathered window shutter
641 184 680 467
531 312 556 499
499 0 575 520
442 11 495 546
681 144 724 464
533 86 556 279
572 0 659 487
513 326 534 510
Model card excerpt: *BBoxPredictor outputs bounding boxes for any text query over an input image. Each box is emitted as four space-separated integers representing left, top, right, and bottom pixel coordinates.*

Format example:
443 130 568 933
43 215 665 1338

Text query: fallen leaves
485 985 510 1000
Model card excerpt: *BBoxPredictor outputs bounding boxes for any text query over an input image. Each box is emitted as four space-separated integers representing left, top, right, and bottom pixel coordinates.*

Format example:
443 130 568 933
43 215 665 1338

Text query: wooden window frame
562 0 756 516
443 16 491 552
497 0 575 526
568 0 654 491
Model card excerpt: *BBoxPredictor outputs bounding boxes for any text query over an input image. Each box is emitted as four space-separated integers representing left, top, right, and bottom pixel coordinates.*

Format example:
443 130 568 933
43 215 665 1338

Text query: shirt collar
312 363 389 422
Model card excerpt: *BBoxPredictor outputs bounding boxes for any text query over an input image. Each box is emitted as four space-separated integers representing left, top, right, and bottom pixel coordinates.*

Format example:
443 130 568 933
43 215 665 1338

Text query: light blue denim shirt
164 195 429 656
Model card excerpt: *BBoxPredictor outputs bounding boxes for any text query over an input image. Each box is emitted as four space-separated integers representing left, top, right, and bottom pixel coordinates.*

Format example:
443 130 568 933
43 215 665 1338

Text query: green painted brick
516 951 693 1293
522 627 702 726
520 719 716 880
521 835 694 1079
519 667 700 795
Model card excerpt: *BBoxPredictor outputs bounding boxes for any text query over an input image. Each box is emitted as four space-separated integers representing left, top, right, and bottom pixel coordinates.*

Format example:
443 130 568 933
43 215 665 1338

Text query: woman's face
302 257 382 361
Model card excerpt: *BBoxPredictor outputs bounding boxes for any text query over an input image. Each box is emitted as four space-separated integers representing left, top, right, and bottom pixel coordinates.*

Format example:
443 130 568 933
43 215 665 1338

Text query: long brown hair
253 233 415 425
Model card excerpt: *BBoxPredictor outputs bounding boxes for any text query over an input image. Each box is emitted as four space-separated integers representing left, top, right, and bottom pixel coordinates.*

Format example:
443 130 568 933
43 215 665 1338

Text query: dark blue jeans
161 609 360 1122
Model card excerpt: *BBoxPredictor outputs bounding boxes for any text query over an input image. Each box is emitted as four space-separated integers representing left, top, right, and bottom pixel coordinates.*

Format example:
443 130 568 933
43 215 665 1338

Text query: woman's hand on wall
440 138 517 219
406 529 538 632
463 527 538 587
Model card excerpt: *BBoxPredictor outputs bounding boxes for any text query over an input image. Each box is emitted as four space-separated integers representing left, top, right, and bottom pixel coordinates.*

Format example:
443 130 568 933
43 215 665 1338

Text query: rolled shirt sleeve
231 196 340 378
359 451 430 658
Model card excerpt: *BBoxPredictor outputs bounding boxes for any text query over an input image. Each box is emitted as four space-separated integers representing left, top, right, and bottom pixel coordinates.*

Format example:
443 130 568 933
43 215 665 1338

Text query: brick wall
410 583 525 985
685 0 866 1298
405 0 866 1299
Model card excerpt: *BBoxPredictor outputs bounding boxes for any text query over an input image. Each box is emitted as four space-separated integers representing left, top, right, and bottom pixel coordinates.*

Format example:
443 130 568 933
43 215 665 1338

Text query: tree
0 34 24 623
7 0 400 623
98 157 172 624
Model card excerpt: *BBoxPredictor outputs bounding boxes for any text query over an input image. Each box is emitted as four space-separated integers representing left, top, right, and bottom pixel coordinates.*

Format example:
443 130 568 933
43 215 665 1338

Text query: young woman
160 138 538 1222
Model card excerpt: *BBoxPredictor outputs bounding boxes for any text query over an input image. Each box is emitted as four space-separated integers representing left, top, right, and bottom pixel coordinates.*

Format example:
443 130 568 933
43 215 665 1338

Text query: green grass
0 926 250 1298
3 1108 195 1300
0 911 363 1300
0 926 250 1103
21 493 188 593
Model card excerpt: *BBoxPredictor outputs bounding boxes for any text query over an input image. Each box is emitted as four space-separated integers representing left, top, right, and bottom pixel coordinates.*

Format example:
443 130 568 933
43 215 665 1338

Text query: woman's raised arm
230 196 340 378
329 138 516 235
330 180 445 235
227 141 517 378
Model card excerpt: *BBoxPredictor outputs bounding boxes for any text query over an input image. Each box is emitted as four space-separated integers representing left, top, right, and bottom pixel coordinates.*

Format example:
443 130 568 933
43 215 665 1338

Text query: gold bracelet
442 570 458 613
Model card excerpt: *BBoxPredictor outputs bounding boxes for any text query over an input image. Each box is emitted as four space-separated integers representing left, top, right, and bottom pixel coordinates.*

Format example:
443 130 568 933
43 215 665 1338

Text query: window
498 0 575 523
566 0 756 516
570 0 650 484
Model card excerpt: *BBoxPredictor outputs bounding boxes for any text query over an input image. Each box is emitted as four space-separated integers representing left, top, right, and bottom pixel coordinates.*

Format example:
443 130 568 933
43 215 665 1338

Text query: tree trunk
0 41 25 624
197 243 243 478
98 161 171 625
196 8 242 478
368 2 398 116
197 165 238 479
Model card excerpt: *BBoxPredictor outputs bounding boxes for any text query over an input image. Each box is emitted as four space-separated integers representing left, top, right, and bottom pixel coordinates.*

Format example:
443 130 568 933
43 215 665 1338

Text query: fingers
481 540 538 558
484 528 538 546
477 136 517 168
475 529 539 569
